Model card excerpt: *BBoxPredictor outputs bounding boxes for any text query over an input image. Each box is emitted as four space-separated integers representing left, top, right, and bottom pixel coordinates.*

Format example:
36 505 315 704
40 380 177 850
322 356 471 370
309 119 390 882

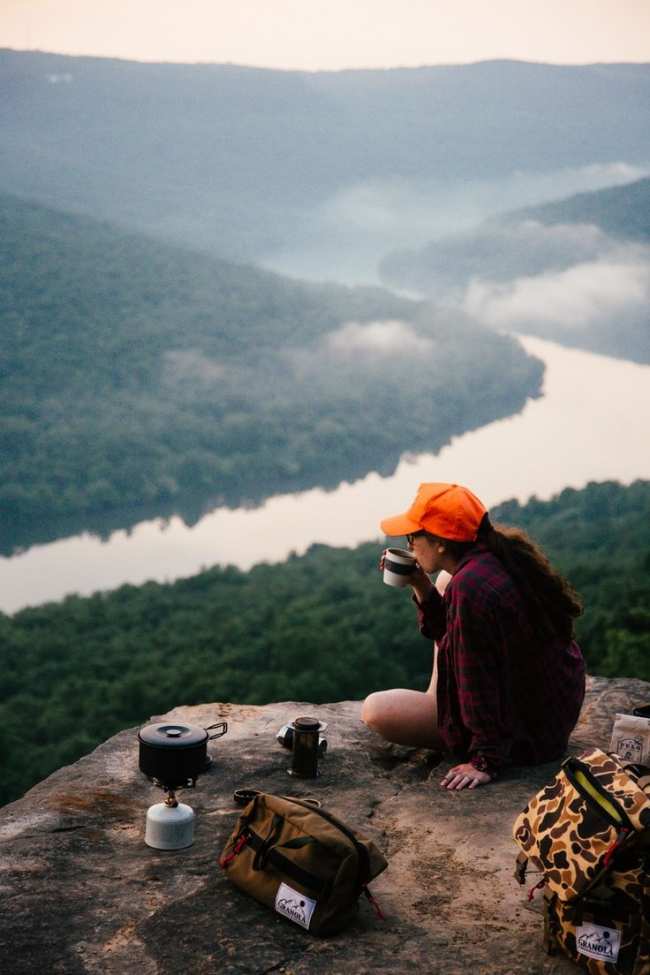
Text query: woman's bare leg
362 644 440 747
425 570 449 694
361 687 441 747
363 569 450 747
435 570 451 597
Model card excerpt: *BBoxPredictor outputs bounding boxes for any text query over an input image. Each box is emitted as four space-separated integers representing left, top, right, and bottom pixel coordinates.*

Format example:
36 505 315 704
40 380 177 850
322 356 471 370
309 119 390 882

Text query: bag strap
514 852 529 885
252 813 283 871
247 830 327 893
542 892 558 956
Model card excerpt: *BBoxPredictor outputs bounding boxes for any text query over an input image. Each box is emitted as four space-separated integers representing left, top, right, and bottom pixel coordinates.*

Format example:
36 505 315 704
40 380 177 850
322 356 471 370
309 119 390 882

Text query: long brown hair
429 515 582 641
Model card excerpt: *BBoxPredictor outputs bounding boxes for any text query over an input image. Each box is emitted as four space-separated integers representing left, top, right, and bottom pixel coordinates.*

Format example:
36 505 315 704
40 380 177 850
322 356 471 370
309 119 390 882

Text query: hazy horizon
3 47 650 71
2 0 650 70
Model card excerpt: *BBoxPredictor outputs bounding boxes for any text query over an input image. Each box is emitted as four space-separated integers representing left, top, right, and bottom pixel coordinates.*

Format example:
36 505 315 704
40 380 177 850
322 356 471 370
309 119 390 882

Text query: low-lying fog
259 161 650 365
259 162 647 285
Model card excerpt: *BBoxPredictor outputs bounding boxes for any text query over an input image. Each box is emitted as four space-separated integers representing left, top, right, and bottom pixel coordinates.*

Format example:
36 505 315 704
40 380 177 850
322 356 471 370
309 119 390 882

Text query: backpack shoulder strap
514 851 529 885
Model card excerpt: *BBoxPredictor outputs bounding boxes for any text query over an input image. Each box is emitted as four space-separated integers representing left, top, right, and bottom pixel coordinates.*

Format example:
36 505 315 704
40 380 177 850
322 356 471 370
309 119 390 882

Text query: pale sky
2 0 650 70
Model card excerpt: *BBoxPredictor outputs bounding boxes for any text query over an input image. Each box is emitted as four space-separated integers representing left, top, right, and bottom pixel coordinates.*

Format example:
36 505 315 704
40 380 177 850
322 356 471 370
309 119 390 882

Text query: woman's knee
361 688 440 748
361 690 387 731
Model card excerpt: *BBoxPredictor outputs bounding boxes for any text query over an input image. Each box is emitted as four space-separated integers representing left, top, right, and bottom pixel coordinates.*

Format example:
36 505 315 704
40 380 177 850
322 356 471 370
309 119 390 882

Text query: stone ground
1 675 649 975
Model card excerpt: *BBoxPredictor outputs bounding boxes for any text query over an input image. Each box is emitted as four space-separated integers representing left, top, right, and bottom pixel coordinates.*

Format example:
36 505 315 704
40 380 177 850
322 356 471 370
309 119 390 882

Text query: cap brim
380 513 421 537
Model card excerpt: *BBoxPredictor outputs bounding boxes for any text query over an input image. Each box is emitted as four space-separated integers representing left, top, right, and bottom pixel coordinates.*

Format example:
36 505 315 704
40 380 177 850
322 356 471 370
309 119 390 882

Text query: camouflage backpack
513 749 650 975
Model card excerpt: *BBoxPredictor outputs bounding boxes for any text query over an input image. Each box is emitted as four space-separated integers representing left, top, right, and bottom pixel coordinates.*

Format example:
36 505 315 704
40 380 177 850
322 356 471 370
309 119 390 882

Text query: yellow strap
573 769 623 825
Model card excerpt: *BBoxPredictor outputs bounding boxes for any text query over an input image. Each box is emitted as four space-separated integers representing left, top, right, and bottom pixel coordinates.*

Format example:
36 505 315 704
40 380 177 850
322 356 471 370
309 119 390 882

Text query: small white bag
609 711 650 765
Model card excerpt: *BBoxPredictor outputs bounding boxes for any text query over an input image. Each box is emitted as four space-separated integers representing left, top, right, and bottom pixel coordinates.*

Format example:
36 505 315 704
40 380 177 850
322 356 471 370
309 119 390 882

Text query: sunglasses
406 531 426 545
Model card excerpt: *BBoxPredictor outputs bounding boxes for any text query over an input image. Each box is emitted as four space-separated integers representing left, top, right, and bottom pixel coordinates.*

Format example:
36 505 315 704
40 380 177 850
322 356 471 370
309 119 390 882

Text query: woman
362 482 585 791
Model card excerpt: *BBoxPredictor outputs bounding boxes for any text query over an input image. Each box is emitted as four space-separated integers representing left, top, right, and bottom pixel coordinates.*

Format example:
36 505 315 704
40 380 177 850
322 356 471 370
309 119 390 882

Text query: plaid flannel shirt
415 545 585 777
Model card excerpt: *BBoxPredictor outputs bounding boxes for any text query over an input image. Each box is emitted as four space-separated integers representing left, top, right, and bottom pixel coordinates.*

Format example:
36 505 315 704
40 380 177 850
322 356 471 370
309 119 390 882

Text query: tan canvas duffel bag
219 792 388 934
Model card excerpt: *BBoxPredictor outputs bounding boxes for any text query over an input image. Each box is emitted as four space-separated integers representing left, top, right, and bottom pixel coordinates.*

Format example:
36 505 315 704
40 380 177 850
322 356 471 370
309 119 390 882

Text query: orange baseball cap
380 482 487 542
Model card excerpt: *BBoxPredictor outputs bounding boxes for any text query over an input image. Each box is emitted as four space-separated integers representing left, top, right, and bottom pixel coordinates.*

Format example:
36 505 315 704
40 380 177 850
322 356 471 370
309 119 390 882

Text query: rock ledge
1 676 649 975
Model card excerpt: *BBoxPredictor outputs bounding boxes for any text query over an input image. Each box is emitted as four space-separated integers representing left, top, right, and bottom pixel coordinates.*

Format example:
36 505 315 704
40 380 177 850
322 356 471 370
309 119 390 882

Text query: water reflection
2 336 650 614
0 452 403 558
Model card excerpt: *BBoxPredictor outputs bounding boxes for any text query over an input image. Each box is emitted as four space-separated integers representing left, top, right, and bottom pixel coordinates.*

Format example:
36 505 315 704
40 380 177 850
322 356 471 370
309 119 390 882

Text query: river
2 334 650 615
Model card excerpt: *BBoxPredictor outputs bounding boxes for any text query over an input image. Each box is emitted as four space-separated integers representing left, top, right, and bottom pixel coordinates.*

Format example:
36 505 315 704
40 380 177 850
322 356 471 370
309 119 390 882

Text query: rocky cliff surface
1 675 649 975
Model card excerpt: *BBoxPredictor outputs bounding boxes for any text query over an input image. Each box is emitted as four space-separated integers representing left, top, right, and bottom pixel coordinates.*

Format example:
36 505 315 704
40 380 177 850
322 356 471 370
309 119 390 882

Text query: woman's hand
378 550 433 602
440 762 492 790
408 562 434 603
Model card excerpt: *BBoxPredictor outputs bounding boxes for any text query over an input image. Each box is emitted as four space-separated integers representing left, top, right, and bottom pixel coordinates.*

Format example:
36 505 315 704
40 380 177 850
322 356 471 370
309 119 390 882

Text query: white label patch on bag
615 735 643 762
576 924 621 963
275 882 317 930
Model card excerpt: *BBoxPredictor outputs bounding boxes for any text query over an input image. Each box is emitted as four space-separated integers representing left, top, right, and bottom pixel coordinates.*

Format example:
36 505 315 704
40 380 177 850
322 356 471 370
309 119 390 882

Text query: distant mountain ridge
2 50 649 262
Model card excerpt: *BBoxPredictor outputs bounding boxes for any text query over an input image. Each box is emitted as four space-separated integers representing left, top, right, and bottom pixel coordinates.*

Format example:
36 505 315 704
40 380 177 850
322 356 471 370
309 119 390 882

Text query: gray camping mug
382 547 417 588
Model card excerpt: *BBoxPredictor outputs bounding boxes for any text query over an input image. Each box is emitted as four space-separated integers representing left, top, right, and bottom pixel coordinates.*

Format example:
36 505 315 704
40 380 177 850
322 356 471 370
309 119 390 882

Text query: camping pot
138 720 228 789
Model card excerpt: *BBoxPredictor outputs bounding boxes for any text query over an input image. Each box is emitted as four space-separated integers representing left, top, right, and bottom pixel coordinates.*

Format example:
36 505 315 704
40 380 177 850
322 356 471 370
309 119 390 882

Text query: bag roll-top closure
563 749 650 833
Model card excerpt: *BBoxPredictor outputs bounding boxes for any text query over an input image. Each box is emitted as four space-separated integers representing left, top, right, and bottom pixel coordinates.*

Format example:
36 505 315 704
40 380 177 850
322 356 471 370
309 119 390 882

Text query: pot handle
206 721 228 740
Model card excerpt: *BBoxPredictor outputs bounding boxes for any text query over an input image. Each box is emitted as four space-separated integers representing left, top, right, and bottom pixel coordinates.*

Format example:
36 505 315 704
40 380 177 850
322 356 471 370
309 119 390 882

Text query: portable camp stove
137 717 228 851
144 782 197 851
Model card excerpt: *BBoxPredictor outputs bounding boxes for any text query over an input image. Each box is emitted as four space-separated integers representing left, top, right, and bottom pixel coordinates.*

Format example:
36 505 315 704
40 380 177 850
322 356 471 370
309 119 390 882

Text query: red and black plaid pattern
416 546 585 776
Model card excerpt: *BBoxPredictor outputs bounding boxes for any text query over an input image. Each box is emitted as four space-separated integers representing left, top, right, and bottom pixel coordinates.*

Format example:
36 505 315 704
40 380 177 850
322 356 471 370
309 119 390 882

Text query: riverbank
2 335 650 613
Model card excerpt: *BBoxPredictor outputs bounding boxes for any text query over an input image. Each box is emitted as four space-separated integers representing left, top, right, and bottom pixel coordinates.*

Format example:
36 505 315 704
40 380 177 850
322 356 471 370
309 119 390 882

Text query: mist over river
2 334 650 615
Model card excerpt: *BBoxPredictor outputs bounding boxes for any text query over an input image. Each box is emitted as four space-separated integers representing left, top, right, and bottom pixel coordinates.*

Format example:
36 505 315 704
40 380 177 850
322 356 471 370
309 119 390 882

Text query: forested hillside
1 479 648 808
0 194 542 545
512 177 650 241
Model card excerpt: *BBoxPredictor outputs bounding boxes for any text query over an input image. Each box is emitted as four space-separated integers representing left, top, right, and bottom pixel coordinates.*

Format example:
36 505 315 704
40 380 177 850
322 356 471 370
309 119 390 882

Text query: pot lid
138 722 208 748
290 717 327 733
293 716 320 732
